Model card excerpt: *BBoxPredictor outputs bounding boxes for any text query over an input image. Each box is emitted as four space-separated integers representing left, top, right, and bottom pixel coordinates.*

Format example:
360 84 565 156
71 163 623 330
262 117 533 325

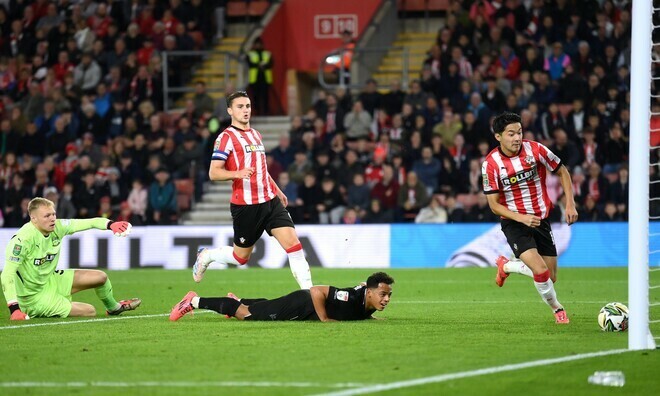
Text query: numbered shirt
325 285 376 321
212 125 276 205
481 140 561 219
6 219 79 298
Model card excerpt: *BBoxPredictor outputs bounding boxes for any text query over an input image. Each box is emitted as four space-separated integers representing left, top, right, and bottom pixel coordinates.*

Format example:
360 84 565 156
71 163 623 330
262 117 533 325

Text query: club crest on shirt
335 290 349 302
12 244 22 256
244 144 265 153
524 155 535 165
52 237 60 247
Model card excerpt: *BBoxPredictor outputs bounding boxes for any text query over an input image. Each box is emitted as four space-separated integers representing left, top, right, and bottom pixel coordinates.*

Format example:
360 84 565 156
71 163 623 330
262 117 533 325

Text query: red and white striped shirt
212 126 276 205
481 140 561 219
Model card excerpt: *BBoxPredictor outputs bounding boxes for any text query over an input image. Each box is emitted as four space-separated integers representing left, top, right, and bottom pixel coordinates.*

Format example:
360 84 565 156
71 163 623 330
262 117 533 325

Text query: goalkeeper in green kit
1 198 141 320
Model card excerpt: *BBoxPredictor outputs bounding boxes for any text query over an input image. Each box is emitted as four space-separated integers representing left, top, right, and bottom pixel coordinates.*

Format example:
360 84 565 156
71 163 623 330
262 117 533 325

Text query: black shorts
230 198 295 248
244 290 318 321
501 218 557 258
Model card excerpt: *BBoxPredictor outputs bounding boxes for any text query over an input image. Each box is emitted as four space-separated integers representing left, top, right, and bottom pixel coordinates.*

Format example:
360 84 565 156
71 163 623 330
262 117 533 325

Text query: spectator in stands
495 45 520 80
450 46 473 80
31 165 53 198
4 172 29 215
582 162 609 205
4 19 34 58
5 197 30 228
362 199 393 224
403 79 428 111
333 149 360 190
21 81 46 121
358 78 381 118
550 128 580 171
127 178 147 223
148 167 177 225
115 200 141 225
530 72 556 112
466 92 491 131
609 165 629 207
73 51 101 94
545 42 571 81
317 177 345 225
415 194 448 224
296 172 320 224
397 171 428 222
19 122 44 159
412 146 441 196
287 149 312 185
145 114 166 154
346 172 370 215
341 207 360 225
192 80 214 118
106 38 129 75
368 160 397 210
98 196 115 219
421 96 442 137
482 76 506 113
124 22 143 52
433 109 463 147
558 63 588 104
74 170 102 218
35 100 58 137
444 193 467 223
45 186 75 219
313 149 337 182
271 133 294 170
599 201 622 222
382 79 405 116
344 100 371 142
462 158 482 195
0 119 20 156
602 123 628 173
105 167 127 208
467 193 498 223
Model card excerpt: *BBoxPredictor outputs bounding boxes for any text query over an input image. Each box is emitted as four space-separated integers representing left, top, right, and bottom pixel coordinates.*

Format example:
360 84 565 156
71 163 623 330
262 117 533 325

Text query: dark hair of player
366 272 395 289
492 112 522 135
227 91 250 107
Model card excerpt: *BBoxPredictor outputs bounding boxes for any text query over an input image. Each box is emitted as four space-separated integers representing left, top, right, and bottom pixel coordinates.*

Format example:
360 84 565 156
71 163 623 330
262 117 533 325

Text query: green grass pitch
1 268 659 395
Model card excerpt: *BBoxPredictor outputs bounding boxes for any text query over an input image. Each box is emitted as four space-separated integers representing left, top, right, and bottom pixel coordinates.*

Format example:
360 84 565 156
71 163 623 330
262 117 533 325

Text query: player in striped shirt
192 91 312 289
482 112 578 324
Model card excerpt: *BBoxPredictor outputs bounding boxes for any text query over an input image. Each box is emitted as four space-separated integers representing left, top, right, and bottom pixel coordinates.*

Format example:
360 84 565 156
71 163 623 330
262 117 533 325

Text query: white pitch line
0 311 215 330
393 300 610 304
1 300 614 330
314 349 630 396
0 381 371 389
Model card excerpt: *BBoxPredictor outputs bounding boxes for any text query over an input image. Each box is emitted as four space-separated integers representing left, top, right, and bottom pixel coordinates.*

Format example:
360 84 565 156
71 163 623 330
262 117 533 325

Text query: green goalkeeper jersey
1 218 110 304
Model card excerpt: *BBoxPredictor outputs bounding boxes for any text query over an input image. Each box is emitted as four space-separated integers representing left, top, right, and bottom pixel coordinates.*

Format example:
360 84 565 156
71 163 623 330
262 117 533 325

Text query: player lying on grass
170 272 393 322
1 198 141 320
482 112 578 324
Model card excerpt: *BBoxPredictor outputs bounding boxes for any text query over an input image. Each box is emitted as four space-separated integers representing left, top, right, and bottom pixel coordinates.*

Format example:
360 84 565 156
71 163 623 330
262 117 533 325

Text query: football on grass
598 302 629 332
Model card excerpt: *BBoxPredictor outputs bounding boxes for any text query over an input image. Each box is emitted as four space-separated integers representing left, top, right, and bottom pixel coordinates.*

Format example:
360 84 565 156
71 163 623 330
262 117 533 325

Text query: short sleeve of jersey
212 132 233 161
534 141 562 173
481 159 499 194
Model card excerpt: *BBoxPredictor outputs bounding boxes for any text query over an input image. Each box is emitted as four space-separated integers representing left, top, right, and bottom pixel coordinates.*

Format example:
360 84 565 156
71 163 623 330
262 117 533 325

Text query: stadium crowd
0 0 218 227
271 0 642 225
0 0 645 228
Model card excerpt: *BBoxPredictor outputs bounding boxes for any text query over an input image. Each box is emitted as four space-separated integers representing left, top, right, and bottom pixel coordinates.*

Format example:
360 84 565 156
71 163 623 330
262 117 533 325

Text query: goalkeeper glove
8 303 29 320
107 221 132 237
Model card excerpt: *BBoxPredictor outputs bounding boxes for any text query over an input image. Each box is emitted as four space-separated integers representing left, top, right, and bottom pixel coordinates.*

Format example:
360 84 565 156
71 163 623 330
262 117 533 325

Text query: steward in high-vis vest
325 29 355 85
247 38 273 115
